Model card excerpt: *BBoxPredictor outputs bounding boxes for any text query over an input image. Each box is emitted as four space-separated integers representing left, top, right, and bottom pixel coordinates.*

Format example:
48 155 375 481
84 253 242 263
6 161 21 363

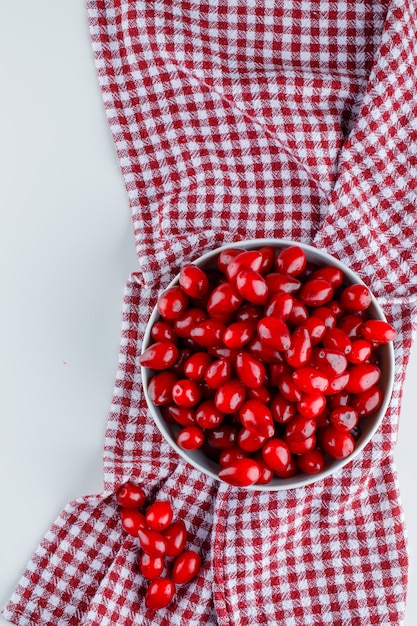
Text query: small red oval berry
145 501 174 532
172 550 202 584
218 458 261 486
116 483 146 509
145 578 175 610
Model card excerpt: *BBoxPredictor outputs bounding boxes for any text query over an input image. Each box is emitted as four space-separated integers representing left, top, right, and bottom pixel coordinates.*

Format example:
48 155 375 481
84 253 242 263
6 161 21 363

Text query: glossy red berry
217 247 245 273
206 424 237 449
176 425 204 450
327 390 351 410
285 327 312 368
235 269 269 305
218 458 261 486
299 279 333 307
258 246 276 274
162 404 196 427
347 339 372 364
226 250 264 282
145 501 174 532
223 320 256 348
204 358 232 389
276 245 307 277
266 272 301 296
311 348 347 377
235 352 266 389
239 400 275 438
157 286 189 320
270 395 297 424
257 317 291 351
297 393 326 419
219 446 248 467
247 337 285 364
174 308 207 339
360 320 396 344
322 328 352 355
235 303 264 323
148 371 178 406
116 483 146 509
172 379 202 407
207 282 242 316
138 528 167 558
351 385 383 417
286 297 309 326
340 284 372 312
277 374 303 402
329 407 358 432
272 454 298 478
215 379 246 414
163 520 188 556
150 321 177 343
310 266 343 289
337 314 363 339
261 438 291 474
179 264 209 299
170 348 193 377
298 449 325 474
285 415 316 442
264 292 293 320
286 434 316 455
252 453 274 484
145 578 175 610
119 509 147 536
324 372 350 395
183 352 212 381
300 317 326 345
140 341 179 370
327 299 344 319
140 553 164 580
237 427 267 452
345 363 381 394
172 550 202 584
320 426 355 459
313 306 337 329
189 319 226 347
268 360 291 384
292 367 329 394
195 400 225 429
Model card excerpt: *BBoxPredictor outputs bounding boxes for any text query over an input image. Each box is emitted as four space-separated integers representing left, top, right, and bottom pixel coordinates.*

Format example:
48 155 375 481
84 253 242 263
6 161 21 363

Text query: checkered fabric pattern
3 0 417 624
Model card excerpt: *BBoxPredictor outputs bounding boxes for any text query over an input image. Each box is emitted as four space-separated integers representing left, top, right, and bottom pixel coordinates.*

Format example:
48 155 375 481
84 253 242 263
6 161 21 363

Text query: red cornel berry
140 341 179 370
179 264 209 299
117 483 146 509
157 286 189 320
145 501 174 532
172 550 202 584
145 578 175 610
141 243 395 486
218 458 261 486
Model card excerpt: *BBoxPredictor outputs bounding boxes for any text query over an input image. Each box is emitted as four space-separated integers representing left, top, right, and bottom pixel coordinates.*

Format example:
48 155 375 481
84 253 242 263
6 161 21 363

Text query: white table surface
1 2 416 624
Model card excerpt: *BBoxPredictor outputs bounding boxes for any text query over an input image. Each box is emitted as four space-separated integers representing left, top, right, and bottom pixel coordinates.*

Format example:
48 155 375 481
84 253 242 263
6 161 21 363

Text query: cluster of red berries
117 482 201 610
140 244 396 487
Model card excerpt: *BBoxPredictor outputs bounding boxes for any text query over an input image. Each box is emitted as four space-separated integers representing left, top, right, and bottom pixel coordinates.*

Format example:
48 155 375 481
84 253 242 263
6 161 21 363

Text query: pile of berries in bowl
140 239 395 490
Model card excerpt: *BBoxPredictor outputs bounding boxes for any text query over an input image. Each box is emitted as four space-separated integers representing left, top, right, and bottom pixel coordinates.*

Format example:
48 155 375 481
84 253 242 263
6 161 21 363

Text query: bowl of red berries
140 239 395 490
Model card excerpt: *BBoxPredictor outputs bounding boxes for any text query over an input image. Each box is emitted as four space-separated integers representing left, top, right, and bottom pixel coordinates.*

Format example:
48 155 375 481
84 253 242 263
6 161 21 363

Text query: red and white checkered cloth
3 0 417 624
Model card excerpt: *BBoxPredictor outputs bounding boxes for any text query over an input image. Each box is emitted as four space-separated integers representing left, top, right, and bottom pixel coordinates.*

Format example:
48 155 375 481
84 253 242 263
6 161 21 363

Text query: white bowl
141 239 395 491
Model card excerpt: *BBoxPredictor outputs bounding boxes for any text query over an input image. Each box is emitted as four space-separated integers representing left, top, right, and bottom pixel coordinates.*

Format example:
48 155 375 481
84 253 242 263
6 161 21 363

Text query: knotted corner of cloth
3 0 417 625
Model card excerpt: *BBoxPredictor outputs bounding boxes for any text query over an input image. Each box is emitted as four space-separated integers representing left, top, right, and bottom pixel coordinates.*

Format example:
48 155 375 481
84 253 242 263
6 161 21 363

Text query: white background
0 2 416 624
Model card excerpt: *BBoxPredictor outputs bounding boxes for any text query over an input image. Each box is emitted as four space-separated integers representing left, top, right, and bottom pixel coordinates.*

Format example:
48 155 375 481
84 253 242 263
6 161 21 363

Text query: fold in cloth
3 1 417 624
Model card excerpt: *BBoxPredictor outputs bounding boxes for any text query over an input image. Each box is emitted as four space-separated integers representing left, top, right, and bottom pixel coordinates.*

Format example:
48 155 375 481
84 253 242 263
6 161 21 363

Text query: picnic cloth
3 0 417 624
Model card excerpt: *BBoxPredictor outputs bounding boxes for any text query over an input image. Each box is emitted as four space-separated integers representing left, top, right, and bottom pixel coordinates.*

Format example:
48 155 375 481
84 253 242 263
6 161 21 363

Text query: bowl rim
140 238 395 491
